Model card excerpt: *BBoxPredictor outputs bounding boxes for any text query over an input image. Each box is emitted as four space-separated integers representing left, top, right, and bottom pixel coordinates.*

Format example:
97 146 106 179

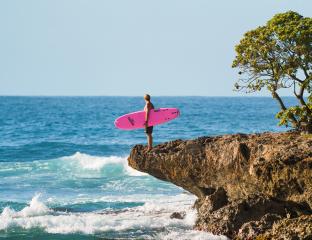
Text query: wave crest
61 152 147 176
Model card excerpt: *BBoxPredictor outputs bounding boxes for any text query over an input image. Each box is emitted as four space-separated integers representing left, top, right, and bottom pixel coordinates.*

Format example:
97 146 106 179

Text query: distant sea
0 96 296 239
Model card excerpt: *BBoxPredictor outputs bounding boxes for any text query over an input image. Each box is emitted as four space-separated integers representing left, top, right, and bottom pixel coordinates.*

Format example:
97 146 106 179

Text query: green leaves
276 100 312 127
232 11 312 132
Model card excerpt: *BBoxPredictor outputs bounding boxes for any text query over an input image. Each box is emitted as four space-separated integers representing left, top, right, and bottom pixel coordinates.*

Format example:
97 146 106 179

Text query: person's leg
147 133 153 150
149 133 153 149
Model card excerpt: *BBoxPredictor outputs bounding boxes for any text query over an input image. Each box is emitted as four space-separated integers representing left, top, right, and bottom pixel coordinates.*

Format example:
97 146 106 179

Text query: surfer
144 94 154 151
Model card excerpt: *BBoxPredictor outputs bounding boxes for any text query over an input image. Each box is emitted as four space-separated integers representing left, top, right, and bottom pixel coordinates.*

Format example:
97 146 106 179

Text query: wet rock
170 211 186 219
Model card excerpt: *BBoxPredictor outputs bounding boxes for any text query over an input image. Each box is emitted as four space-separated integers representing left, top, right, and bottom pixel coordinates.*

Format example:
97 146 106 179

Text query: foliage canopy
232 11 312 132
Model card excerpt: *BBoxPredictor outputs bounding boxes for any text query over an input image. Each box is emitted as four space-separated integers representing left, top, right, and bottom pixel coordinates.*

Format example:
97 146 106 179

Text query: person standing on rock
144 94 154 151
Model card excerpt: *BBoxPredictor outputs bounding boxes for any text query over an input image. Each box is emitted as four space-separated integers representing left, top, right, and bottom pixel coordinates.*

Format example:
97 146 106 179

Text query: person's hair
144 94 151 101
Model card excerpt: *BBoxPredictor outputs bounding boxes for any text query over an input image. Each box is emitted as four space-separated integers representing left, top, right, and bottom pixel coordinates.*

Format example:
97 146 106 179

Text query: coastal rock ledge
128 132 312 239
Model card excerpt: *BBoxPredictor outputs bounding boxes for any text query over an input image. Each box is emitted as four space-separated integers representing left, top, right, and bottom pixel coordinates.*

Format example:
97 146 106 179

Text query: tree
232 11 312 133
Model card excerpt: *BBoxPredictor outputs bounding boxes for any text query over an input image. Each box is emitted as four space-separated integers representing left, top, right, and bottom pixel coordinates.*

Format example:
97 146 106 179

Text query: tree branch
296 83 312 115
272 91 299 127
301 66 310 79
272 91 287 111
289 74 304 83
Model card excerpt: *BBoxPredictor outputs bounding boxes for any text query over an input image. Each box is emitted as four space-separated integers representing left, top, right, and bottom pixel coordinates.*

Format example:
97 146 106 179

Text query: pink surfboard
114 108 180 130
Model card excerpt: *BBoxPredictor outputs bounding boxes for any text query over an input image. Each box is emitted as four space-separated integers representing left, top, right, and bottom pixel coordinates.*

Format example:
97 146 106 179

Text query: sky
0 0 311 96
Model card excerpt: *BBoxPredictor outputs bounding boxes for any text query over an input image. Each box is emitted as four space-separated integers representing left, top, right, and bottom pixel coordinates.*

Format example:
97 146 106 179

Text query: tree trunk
272 91 299 128
295 83 312 115
300 121 312 134
294 82 312 132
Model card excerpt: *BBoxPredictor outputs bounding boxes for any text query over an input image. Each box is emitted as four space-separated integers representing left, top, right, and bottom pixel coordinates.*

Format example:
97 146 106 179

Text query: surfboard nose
114 119 119 128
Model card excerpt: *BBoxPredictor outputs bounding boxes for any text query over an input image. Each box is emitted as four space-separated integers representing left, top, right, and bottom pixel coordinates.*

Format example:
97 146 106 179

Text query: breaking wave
0 194 227 239
0 152 147 179
60 152 147 176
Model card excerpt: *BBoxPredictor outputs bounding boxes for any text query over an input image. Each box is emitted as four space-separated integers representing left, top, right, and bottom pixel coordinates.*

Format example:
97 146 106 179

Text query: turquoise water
0 97 295 239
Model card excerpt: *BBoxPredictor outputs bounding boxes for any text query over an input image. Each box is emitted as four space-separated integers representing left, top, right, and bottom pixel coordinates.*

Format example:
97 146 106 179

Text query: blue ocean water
0 96 295 239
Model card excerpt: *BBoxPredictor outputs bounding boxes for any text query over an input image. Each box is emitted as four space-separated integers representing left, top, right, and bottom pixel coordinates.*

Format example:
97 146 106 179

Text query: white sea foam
1 194 50 219
154 230 228 240
61 152 147 176
0 152 147 178
0 193 227 239
43 192 194 208
62 152 124 170
0 154 223 238
124 163 148 176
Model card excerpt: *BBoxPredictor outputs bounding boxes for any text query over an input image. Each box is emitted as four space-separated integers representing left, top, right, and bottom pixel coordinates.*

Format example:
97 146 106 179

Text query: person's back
144 94 154 150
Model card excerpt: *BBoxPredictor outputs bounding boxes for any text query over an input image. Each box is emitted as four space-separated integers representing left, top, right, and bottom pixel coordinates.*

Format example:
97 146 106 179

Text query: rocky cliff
128 132 312 239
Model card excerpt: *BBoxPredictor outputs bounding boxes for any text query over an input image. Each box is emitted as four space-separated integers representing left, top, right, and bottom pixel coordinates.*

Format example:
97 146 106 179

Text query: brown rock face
129 132 312 205
128 131 312 238
195 194 311 238
257 215 312 239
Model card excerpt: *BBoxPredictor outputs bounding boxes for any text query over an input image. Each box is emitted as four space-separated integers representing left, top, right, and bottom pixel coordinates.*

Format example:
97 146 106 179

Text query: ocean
0 96 295 239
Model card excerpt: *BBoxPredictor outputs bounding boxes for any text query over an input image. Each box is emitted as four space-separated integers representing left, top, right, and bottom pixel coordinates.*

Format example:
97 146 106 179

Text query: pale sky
0 0 311 96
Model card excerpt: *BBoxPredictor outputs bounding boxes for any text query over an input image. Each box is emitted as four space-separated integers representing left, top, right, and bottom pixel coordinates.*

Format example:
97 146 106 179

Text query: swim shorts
145 126 153 134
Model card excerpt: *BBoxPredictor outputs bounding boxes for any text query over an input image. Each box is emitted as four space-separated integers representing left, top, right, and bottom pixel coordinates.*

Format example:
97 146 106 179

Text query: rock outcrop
128 132 312 239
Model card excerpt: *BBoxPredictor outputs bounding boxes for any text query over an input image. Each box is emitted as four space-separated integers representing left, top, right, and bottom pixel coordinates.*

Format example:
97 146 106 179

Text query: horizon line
0 94 296 98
